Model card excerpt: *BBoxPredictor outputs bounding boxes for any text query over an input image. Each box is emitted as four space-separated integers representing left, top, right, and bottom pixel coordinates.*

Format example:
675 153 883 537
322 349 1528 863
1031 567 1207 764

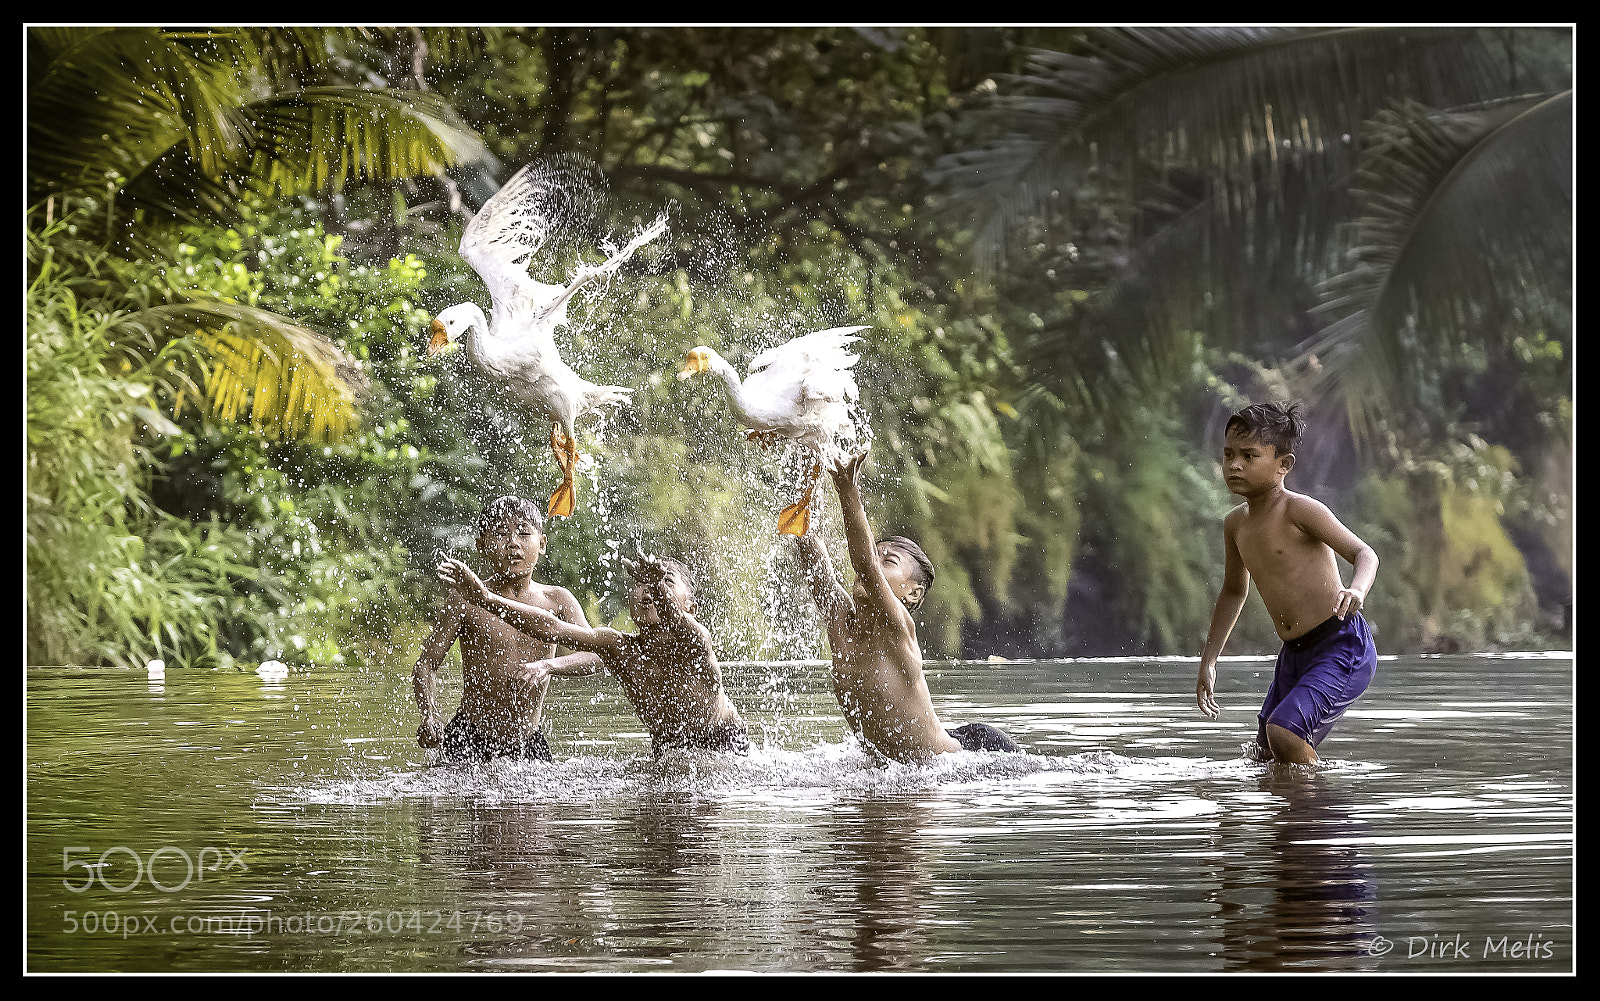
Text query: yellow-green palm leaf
124 302 366 443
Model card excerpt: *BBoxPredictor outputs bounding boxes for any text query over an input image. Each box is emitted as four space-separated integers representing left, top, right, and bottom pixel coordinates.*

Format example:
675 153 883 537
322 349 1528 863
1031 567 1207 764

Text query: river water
25 652 1573 973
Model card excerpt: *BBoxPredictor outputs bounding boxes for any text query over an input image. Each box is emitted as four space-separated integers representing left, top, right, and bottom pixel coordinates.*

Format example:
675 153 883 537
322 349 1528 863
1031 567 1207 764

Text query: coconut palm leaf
28 26 250 197
938 25 1567 257
29 27 496 239
117 302 367 444
27 26 500 445
1305 91 1573 432
238 88 490 195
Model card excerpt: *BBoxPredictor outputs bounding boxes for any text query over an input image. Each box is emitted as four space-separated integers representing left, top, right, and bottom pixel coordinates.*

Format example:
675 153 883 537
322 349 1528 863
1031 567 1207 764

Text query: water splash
284 742 1261 809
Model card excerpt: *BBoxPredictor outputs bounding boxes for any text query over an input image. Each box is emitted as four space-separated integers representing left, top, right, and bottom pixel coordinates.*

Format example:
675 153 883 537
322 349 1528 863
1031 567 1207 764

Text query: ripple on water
284 741 1284 808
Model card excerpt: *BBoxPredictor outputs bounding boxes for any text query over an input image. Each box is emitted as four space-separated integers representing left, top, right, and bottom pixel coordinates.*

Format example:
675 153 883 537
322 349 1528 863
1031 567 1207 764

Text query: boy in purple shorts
1195 402 1380 765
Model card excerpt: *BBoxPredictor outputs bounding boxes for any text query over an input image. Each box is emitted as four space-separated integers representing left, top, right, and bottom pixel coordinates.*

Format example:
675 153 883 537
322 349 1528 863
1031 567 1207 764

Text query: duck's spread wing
458 164 569 313
747 325 866 405
747 326 865 374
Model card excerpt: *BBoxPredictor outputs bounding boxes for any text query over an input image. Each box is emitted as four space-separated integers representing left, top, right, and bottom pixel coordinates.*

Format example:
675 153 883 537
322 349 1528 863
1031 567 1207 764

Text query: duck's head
428 304 480 357
677 346 717 380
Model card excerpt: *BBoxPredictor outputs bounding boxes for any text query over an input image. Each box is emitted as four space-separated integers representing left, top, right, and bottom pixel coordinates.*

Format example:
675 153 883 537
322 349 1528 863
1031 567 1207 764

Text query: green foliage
154 203 482 668
27 27 495 245
26 218 253 668
26 26 1572 672
1349 435 1547 652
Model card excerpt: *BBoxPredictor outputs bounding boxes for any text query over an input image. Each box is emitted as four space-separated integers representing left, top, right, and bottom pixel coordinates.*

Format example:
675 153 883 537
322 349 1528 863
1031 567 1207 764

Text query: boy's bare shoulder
1283 489 1338 523
1223 502 1249 530
529 581 585 614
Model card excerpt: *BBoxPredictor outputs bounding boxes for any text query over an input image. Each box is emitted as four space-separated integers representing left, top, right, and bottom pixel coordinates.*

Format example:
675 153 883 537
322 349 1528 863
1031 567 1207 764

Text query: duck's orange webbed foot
745 429 782 450
548 425 580 518
777 462 823 536
548 479 576 519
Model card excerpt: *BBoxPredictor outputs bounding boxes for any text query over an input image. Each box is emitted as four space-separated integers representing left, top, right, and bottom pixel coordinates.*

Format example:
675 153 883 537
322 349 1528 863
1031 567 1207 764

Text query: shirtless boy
1196 402 1381 765
412 496 601 763
436 551 750 757
795 451 1019 763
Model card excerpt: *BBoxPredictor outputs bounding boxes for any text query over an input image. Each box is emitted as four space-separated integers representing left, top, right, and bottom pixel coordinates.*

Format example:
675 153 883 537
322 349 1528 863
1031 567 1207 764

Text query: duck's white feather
709 325 868 469
443 162 666 434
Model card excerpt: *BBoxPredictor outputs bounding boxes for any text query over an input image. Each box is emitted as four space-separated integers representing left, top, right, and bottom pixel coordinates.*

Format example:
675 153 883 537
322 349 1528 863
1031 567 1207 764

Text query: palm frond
28 27 251 198
117 302 367 443
1305 91 1573 427
238 87 491 195
28 27 496 240
938 25 1569 257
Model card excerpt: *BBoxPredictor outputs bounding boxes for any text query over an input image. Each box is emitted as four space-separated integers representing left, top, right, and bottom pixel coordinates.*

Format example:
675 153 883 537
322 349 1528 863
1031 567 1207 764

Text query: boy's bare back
800 455 960 762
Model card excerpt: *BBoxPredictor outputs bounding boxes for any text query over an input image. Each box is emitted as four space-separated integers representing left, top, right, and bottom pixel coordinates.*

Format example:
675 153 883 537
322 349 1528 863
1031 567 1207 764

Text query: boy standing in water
1196 402 1380 765
436 551 751 756
413 496 601 763
795 450 1019 763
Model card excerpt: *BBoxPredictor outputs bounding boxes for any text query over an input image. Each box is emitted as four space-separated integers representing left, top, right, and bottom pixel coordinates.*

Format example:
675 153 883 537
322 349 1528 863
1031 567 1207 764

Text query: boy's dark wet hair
1224 401 1305 457
475 495 545 538
882 536 935 610
627 555 698 597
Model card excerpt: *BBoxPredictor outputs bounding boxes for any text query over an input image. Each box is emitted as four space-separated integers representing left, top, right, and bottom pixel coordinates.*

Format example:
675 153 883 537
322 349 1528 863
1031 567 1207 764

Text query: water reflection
25 656 1572 973
1212 769 1379 971
824 798 933 971
413 795 603 966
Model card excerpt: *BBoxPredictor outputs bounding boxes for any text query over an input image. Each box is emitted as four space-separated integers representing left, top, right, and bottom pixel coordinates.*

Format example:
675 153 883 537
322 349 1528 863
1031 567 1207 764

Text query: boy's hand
623 554 667 586
829 450 867 488
1196 662 1221 719
417 715 443 748
1333 587 1366 620
436 557 490 604
513 660 553 687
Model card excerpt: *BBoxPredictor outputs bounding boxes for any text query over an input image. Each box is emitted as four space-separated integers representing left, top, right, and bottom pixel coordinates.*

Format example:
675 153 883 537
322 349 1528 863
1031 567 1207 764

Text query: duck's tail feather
585 383 635 411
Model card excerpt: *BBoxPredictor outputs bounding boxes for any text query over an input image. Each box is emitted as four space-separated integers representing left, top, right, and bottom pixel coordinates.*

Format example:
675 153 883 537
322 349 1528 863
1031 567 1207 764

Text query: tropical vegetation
26 26 1572 670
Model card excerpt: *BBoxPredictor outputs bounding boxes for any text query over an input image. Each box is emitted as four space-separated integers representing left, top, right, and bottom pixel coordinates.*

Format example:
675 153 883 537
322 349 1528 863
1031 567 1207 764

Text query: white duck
430 162 667 518
678 325 868 535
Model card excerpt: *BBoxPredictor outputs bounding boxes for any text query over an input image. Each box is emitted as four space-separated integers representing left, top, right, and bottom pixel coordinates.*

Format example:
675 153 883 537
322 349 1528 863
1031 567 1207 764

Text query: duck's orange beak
677 349 709 380
427 318 452 357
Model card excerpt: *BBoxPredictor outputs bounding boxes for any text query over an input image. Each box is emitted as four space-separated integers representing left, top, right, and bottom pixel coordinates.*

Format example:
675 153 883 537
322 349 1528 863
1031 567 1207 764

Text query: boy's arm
514 651 607 688
828 453 905 623
1197 511 1250 719
436 558 622 654
412 599 465 747
1291 495 1380 618
545 587 610 676
795 532 853 625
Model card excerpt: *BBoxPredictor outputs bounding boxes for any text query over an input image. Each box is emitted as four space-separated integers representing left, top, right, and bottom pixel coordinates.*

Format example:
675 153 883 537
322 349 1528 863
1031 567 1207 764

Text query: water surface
26 653 1573 973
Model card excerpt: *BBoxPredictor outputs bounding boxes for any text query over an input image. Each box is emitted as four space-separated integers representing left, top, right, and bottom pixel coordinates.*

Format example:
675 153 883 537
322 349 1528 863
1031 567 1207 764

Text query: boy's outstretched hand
829 449 868 488
622 553 668 586
512 660 553 687
436 557 491 605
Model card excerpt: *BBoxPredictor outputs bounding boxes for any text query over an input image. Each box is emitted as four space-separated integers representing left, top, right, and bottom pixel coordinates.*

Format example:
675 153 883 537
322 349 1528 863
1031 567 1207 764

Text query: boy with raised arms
795 450 1019 763
413 496 602 762
1196 401 1381 765
436 550 750 756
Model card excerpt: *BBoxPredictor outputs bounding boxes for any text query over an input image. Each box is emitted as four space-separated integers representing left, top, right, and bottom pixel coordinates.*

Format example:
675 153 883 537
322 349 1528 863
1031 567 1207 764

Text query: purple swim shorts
1257 612 1377 748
